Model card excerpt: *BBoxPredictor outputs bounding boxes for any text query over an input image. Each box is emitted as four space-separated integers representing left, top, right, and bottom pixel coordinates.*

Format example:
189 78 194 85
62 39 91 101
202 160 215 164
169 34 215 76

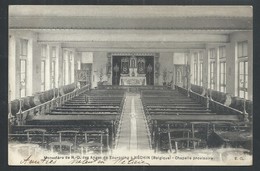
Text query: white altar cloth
120 76 146 86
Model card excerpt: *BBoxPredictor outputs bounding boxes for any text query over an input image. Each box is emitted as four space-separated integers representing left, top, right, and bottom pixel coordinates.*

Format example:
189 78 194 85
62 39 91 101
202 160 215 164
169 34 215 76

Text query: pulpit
119 56 147 86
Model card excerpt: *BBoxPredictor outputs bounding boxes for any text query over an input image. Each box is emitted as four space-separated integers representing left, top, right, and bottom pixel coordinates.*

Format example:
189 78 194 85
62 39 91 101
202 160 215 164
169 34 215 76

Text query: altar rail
175 85 245 121
11 84 90 126
10 83 77 116
190 84 253 116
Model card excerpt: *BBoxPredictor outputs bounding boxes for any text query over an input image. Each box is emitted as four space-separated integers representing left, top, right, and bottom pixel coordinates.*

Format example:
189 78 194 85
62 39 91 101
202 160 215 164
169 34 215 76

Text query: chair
211 121 235 132
49 130 79 155
166 128 192 153
24 128 47 148
79 130 106 155
190 121 210 148
172 137 201 153
165 121 187 129
156 122 191 153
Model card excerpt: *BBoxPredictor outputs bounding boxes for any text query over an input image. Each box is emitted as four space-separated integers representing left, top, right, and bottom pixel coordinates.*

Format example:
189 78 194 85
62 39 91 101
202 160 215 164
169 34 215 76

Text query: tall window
20 39 28 98
41 61 46 91
177 69 182 83
237 41 248 99
219 46 226 92
209 49 215 89
77 61 81 70
193 53 198 85
199 52 203 86
63 50 67 85
69 51 73 83
41 45 47 91
51 47 56 88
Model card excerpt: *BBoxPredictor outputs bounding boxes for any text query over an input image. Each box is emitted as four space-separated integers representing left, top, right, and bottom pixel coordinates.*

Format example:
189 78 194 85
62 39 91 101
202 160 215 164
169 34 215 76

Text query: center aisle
115 92 151 152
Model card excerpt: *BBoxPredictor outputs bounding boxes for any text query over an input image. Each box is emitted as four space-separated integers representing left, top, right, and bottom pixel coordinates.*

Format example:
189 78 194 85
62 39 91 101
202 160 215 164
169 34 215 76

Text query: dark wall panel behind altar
112 56 154 85
141 56 154 85
112 56 123 85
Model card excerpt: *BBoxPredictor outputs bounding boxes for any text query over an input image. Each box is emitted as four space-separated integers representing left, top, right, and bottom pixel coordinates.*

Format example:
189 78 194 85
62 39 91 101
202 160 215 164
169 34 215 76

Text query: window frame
51 46 56 89
63 51 66 85
199 52 203 86
19 39 28 98
41 60 46 91
40 45 47 91
69 51 73 84
237 41 248 99
219 46 226 92
209 48 216 90
193 52 198 85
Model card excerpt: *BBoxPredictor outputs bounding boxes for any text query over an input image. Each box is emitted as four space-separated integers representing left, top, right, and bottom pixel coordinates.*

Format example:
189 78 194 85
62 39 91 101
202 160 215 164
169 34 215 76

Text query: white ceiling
9 5 253 52
9 5 252 30
9 5 252 18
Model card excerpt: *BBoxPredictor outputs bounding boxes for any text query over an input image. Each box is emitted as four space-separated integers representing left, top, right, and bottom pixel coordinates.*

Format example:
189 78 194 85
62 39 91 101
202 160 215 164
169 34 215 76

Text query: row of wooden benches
140 89 251 153
10 89 127 154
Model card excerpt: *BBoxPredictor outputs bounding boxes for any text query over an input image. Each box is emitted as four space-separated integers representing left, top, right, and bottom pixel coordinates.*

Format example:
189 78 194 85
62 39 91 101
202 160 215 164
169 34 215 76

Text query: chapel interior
8 6 253 160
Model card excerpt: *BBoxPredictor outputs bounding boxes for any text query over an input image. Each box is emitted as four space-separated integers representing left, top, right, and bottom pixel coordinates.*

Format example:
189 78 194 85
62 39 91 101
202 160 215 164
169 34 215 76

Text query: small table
171 138 201 153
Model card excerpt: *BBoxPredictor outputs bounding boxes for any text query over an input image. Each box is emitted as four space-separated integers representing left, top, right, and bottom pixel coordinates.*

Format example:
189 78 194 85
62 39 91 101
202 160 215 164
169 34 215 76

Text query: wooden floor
116 92 151 152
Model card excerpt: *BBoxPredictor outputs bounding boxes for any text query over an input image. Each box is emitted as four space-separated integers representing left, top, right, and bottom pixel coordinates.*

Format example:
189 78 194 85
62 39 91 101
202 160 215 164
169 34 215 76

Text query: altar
112 54 154 86
120 76 146 86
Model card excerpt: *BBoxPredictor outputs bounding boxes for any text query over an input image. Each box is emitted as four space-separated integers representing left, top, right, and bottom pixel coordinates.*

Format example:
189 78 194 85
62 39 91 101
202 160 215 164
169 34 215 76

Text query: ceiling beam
75 48 204 53
38 32 229 43
61 41 205 49
10 17 252 30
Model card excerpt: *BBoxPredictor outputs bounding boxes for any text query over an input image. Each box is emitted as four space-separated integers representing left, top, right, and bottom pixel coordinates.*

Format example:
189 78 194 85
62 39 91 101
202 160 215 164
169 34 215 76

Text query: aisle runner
116 93 151 152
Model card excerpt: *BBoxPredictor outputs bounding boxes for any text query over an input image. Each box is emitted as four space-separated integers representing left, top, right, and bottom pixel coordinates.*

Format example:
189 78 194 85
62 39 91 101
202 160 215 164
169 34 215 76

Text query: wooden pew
141 88 245 153
150 114 241 152
51 108 119 113
21 114 119 150
10 89 126 153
